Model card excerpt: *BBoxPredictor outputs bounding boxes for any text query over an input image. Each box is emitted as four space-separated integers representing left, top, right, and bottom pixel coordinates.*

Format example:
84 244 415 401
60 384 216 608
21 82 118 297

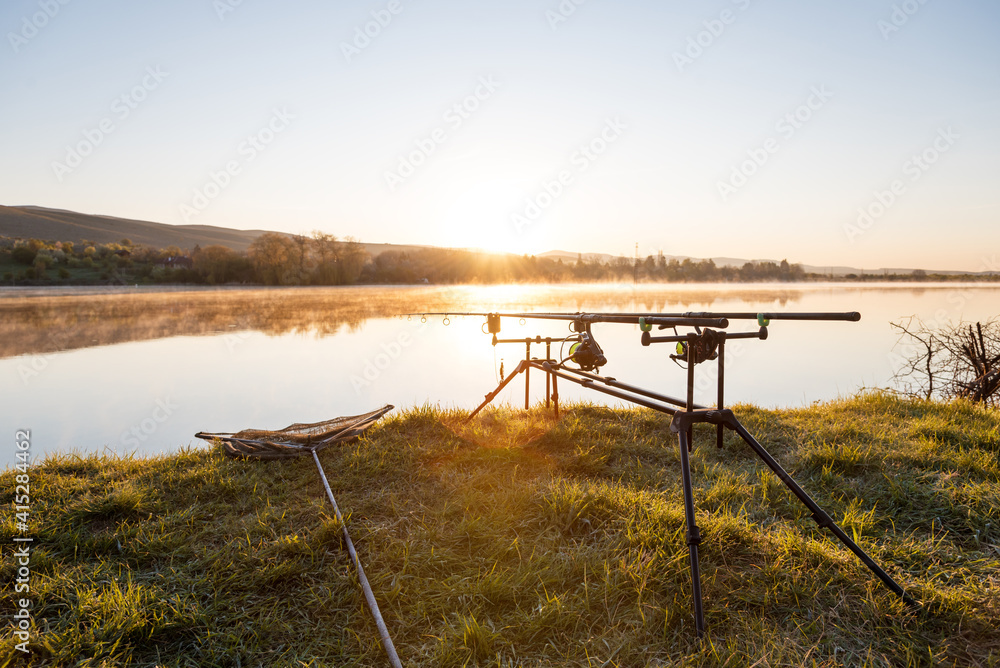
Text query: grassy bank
2 393 999 667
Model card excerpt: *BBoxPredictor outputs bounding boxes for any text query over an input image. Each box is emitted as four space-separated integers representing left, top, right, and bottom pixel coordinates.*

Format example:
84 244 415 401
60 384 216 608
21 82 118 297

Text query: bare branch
890 317 1000 407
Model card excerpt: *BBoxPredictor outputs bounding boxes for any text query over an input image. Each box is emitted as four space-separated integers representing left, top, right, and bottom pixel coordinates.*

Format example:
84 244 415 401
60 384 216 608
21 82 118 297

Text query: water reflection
1 283 823 359
2 283 997 466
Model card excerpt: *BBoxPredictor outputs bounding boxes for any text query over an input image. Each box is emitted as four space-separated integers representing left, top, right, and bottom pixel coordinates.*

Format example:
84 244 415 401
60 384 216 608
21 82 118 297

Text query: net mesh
196 405 393 459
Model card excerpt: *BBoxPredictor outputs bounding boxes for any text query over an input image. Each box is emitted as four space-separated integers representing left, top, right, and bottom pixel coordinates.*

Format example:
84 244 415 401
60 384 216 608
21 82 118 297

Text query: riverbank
2 393 998 666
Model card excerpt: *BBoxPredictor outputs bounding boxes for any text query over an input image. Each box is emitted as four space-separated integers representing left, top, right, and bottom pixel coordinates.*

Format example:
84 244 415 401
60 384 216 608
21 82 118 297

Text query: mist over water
3 283 997 467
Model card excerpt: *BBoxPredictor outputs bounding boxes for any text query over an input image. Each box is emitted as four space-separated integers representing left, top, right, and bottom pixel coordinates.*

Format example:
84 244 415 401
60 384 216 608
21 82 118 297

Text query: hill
3 205 994 277
0 205 270 251
0 205 437 258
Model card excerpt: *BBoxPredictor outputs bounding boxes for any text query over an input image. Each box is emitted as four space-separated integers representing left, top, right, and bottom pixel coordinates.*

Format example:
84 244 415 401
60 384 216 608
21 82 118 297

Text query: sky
1 0 998 271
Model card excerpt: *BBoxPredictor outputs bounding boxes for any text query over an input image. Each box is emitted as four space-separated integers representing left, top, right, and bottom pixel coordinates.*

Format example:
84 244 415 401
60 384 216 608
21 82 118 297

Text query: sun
434 178 549 256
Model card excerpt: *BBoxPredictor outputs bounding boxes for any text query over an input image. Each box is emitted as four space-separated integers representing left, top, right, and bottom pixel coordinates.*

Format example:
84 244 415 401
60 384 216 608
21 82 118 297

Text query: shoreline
3 279 1000 299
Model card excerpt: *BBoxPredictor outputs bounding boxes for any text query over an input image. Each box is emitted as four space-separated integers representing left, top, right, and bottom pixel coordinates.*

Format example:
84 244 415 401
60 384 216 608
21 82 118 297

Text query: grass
2 392 999 667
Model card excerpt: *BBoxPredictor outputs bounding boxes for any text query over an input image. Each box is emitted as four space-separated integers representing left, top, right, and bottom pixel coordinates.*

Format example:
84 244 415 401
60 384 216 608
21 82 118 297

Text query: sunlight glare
435 178 547 256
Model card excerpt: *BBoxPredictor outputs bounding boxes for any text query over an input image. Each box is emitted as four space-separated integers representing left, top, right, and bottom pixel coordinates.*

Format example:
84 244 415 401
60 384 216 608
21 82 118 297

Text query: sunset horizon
3 1 997 271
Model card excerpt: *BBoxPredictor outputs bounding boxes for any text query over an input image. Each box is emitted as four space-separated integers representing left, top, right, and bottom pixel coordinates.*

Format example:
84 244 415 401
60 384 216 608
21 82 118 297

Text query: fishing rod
408 310 861 325
404 307 916 638
404 309 860 373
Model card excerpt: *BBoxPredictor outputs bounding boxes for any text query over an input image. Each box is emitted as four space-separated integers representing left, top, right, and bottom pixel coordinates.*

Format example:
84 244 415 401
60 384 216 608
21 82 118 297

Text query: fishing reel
562 319 607 371
567 331 607 371
641 322 724 366
641 324 768 365
670 329 723 365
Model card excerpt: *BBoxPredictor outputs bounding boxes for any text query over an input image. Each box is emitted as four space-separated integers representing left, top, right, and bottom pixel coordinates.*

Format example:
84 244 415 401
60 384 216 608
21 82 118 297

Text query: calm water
2 283 997 467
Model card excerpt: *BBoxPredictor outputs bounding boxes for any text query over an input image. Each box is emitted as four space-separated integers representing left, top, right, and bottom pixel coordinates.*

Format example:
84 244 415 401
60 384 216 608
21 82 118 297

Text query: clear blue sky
1 0 997 270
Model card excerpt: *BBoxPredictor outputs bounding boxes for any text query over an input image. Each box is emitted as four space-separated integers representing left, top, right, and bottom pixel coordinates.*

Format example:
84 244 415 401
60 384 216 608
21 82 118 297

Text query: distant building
158 256 193 269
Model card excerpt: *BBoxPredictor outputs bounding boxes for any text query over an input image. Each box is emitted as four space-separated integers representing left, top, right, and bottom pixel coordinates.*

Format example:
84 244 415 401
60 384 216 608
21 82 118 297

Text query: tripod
466 323 916 637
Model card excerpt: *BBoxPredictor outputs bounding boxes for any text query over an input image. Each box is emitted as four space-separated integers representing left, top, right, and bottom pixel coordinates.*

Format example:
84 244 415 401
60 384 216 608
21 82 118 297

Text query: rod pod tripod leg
669 408 917 637
462 345 916 638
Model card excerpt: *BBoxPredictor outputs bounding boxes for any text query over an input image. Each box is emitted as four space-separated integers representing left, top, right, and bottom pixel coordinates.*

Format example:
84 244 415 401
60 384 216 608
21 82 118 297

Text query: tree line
3 234 996 285
0 232 369 286
366 250 810 283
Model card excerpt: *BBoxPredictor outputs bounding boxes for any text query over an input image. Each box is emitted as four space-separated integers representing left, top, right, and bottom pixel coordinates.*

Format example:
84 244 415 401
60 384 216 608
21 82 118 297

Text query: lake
2 283 997 467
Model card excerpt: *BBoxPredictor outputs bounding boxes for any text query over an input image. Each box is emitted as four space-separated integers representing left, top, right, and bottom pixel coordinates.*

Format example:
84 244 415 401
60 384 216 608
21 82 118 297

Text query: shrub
11 245 37 265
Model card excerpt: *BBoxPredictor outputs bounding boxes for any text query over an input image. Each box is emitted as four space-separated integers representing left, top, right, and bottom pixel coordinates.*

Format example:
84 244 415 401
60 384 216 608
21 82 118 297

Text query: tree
289 235 313 283
157 245 183 263
338 238 370 284
248 233 297 285
11 245 37 265
310 232 340 285
32 255 50 279
194 245 242 284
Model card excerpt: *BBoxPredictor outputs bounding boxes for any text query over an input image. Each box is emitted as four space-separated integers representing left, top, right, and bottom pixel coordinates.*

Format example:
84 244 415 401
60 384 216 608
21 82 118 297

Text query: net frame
195 404 394 459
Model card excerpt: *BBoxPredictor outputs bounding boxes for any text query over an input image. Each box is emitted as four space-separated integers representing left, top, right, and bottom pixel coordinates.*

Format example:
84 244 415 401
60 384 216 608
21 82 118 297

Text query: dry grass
1 393 998 666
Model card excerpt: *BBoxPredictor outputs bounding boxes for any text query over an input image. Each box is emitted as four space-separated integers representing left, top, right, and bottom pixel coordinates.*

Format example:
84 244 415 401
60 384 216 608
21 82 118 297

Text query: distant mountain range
0 205 990 277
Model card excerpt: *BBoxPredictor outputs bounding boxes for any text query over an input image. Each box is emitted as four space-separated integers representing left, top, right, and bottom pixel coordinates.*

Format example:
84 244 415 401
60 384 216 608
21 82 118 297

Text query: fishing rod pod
404 306 916 638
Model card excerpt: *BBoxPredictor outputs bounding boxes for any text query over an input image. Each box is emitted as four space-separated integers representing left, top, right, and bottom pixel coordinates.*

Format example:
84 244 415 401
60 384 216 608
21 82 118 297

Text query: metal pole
538 363 678 415
717 338 725 449
686 334 695 449
311 449 403 668
677 428 705 637
467 360 527 421
569 367 702 410
524 339 531 410
551 369 559 418
545 340 551 408
727 421 916 606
